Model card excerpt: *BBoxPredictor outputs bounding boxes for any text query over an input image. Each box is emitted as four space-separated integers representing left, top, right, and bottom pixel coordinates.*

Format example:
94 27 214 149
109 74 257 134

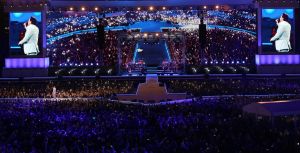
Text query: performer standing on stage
270 13 291 52
52 86 57 98
18 17 40 55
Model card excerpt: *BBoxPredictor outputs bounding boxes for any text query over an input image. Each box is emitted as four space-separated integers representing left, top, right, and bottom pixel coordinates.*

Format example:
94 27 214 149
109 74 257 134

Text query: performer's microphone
23 22 28 27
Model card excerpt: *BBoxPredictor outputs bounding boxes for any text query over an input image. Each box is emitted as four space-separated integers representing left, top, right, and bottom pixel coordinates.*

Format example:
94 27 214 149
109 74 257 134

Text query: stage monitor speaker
97 25 105 49
199 24 207 48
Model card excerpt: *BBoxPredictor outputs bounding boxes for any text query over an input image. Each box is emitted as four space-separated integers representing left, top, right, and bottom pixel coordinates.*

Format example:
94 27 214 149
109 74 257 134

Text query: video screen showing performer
270 13 291 52
9 12 42 56
262 9 294 53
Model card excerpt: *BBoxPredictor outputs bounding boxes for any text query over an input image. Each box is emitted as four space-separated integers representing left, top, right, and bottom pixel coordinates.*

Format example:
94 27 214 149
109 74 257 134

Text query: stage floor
134 40 171 66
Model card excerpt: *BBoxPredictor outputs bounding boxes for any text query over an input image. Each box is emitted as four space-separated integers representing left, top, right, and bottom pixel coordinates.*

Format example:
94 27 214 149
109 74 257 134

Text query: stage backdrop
46 8 257 67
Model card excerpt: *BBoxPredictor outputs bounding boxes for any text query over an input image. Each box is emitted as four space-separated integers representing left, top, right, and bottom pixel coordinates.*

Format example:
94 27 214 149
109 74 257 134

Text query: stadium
0 0 300 152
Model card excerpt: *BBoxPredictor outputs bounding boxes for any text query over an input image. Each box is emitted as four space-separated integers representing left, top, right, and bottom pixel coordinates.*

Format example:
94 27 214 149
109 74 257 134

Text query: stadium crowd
0 77 300 98
0 80 138 98
167 37 184 68
0 96 299 153
102 31 119 66
184 28 257 65
47 11 97 38
120 38 137 69
47 33 101 66
207 9 256 31
47 30 121 67
164 78 300 96
47 9 256 37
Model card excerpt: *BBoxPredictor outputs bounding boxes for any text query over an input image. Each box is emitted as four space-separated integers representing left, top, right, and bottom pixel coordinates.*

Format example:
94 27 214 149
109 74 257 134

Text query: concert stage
134 40 171 66
117 74 187 103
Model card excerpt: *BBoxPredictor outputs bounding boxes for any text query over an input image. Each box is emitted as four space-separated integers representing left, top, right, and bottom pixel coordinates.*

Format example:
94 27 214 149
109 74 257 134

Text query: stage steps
117 74 187 103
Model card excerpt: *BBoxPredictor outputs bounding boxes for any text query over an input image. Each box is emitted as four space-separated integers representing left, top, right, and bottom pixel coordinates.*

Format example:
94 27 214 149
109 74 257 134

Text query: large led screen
10 12 43 56
262 9 295 53
46 9 257 67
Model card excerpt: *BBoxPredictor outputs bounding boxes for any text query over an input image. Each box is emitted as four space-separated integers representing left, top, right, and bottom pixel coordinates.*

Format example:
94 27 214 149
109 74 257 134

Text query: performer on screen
18 17 40 55
270 13 291 52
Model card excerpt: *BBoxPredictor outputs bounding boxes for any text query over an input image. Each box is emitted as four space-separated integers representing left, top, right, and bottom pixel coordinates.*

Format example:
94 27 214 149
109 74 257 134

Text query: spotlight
192 67 197 73
162 7 166 10
94 7 99 11
81 69 87 74
55 69 64 75
204 6 207 9
69 7 74 11
204 67 210 73
107 69 113 75
95 69 101 75
144 33 148 37
68 69 76 75
215 5 219 9
81 7 85 11
155 33 159 37
137 7 141 11
149 6 154 11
